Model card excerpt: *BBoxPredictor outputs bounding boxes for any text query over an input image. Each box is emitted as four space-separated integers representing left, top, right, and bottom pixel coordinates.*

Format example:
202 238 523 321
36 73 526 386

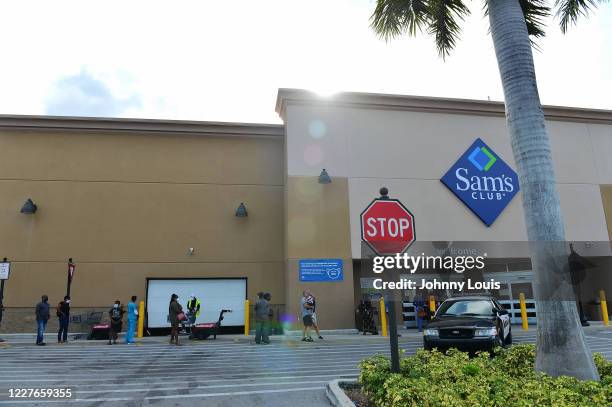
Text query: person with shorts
300 289 314 342
306 291 324 340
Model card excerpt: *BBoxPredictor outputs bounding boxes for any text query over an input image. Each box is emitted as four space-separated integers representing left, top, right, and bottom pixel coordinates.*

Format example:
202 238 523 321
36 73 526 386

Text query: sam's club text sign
299 259 343 282
441 138 519 226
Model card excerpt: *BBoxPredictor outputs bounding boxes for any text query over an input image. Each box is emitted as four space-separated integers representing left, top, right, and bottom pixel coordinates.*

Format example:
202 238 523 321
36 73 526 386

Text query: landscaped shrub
359 345 611 406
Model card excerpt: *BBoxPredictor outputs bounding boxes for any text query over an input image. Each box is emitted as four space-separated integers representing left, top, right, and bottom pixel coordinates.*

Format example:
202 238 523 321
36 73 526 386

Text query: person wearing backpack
108 300 124 345
56 296 70 343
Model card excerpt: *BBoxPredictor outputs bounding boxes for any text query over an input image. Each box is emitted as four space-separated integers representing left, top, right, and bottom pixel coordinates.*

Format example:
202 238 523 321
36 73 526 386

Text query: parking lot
0 327 610 406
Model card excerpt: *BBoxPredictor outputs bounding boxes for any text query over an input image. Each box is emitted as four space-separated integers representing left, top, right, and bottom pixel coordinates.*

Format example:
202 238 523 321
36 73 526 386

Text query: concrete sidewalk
1 322 609 344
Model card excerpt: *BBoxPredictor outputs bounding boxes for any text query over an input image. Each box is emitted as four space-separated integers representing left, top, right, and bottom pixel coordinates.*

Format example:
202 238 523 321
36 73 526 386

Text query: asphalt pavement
0 326 610 406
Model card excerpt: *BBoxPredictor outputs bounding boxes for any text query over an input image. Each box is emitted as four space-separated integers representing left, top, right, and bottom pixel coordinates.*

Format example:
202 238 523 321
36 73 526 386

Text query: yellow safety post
137 300 145 338
379 298 388 337
244 299 250 335
519 293 528 331
600 290 609 327
429 296 436 314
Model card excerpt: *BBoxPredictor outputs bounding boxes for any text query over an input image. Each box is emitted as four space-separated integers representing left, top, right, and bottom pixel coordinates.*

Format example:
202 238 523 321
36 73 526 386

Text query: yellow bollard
519 293 528 331
600 290 609 327
137 300 145 338
429 296 436 315
379 298 388 337
244 299 250 335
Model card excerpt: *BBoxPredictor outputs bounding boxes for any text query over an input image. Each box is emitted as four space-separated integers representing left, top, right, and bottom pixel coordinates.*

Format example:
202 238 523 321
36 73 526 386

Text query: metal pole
519 293 528 331
0 257 6 342
137 300 145 338
378 187 401 372
244 299 250 336
0 280 4 324
66 258 73 298
387 296 400 373
379 297 388 337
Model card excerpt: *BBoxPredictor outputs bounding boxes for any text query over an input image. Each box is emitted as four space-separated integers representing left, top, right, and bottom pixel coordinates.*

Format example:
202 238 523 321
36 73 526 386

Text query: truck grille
439 328 474 339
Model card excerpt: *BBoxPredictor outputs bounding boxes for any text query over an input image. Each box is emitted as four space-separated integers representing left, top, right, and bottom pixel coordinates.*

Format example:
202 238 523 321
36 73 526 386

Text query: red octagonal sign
360 199 416 255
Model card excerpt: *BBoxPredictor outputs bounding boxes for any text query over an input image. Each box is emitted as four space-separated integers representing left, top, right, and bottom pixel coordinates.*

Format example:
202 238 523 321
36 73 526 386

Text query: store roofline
1 89 610 133
0 114 284 138
275 88 612 125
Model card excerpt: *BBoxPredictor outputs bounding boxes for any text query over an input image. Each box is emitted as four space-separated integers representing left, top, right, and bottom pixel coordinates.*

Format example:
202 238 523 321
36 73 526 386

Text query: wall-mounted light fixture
318 169 331 184
235 202 248 217
20 199 38 214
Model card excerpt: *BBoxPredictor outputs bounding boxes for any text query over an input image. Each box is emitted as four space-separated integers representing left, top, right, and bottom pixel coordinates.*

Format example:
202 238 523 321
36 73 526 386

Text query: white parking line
0 367 360 383
0 363 361 379
74 379 332 394
0 373 359 391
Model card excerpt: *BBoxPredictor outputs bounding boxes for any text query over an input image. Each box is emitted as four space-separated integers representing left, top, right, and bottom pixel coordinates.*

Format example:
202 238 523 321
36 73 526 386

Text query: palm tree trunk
488 0 599 380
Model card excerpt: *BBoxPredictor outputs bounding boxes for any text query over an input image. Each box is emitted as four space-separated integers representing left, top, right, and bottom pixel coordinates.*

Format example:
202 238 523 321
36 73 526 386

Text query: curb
326 379 357 407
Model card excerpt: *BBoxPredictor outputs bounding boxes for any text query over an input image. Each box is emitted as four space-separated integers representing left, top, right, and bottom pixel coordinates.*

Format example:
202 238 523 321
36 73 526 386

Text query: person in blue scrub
126 295 138 344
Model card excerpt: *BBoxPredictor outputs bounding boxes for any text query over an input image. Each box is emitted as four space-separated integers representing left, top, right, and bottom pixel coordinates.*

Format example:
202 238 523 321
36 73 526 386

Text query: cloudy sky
1 0 610 124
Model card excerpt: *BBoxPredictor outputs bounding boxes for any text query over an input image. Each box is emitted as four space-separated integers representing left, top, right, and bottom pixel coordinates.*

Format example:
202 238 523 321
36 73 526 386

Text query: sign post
0 258 10 342
66 258 75 298
360 188 415 373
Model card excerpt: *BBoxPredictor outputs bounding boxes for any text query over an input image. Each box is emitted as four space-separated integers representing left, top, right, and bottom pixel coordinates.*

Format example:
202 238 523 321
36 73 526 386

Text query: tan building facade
1 90 611 333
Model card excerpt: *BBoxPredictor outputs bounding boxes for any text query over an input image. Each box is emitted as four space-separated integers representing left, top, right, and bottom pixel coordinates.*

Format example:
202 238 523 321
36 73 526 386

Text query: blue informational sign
299 259 343 282
440 138 520 226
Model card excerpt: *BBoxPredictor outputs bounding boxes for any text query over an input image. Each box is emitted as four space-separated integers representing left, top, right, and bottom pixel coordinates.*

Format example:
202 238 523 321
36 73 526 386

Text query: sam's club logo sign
441 138 519 226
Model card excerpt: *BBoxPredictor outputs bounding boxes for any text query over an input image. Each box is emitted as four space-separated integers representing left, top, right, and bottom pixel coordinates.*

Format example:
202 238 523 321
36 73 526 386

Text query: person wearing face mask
56 296 71 343
125 296 138 344
168 294 183 345
108 300 124 345
35 295 50 346
186 294 201 325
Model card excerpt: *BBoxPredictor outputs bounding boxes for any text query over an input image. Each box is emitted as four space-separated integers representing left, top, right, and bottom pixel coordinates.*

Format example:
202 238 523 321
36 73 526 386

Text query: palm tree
370 0 606 380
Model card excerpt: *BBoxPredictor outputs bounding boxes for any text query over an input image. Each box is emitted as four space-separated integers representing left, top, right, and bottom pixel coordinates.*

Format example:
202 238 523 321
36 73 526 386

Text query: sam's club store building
1 89 611 333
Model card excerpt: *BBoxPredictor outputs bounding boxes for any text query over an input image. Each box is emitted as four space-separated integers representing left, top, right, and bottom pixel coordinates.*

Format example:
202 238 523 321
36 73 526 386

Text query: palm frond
370 0 430 41
483 0 550 50
520 0 550 38
555 0 602 33
426 0 470 59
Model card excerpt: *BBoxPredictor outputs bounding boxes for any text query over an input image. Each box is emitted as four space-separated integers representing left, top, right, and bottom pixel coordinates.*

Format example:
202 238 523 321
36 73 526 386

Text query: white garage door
146 279 246 328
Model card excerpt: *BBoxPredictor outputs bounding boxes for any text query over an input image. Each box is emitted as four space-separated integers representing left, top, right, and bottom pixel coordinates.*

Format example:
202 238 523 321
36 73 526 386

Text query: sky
0 0 610 124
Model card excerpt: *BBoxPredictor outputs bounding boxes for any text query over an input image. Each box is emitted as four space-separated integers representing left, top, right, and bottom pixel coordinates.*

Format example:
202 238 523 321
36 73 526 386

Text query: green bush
359 345 611 407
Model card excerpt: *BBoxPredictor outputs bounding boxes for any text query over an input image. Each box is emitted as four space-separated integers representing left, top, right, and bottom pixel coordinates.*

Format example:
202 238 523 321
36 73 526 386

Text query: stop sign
360 198 416 255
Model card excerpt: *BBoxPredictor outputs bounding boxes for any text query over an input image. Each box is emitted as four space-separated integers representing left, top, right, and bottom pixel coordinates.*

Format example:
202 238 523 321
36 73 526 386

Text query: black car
423 296 511 351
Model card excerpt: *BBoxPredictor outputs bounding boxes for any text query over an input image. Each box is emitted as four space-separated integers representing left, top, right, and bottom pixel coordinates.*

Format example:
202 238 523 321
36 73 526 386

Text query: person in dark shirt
35 295 50 345
108 300 124 345
168 294 183 345
56 296 71 343
254 292 272 344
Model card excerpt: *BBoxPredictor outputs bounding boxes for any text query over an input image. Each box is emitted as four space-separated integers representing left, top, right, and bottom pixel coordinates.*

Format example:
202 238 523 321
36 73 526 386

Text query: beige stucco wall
283 103 611 259
601 185 612 240
285 176 354 329
280 91 612 328
0 127 285 321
